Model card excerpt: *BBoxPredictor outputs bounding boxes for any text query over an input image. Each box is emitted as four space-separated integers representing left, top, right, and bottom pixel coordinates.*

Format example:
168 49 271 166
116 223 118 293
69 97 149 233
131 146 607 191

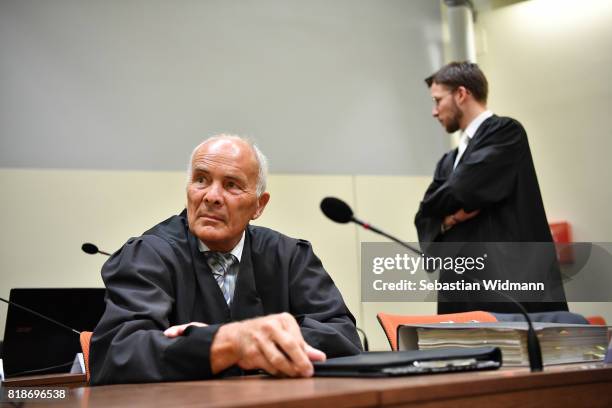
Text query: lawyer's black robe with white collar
90 210 361 385
415 115 568 314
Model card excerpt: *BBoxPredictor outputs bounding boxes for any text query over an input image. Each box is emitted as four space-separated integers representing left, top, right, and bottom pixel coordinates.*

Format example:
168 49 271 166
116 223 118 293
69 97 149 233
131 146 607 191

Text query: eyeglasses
432 90 455 107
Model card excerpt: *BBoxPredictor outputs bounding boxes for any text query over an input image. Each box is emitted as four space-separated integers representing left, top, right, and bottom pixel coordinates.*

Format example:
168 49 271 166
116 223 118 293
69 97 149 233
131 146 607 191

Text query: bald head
188 135 268 197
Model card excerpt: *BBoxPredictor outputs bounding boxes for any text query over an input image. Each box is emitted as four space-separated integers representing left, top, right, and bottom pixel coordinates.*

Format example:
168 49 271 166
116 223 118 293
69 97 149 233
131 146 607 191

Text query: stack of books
397 322 608 366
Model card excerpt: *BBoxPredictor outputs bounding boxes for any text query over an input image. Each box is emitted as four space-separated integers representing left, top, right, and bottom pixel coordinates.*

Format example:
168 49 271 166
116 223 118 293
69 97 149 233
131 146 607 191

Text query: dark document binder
314 347 502 377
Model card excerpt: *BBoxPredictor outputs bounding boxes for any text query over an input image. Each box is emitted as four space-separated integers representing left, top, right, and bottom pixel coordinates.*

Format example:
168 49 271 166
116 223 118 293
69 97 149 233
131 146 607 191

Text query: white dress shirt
453 110 493 170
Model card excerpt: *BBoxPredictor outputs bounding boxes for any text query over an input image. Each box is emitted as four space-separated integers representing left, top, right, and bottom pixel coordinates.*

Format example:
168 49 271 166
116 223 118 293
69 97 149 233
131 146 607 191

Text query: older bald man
90 135 361 385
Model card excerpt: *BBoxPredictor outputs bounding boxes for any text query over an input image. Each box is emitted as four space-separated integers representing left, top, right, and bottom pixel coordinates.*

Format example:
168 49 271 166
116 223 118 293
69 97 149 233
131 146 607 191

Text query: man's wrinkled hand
210 312 326 378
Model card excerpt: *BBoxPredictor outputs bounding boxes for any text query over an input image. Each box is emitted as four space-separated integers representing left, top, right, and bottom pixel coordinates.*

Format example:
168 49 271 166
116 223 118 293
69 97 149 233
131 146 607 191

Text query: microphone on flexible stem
319 196 543 372
82 242 111 257
0 297 80 335
320 197 423 256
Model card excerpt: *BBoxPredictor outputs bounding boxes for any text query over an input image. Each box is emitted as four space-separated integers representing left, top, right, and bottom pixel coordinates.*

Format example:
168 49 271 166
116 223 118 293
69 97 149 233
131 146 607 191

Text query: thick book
397 322 608 366
313 347 501 377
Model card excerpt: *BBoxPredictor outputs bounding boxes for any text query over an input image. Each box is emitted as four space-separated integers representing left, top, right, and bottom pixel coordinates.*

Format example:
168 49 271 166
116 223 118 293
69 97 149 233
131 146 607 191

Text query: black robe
415 115 568 314
90 211 362 385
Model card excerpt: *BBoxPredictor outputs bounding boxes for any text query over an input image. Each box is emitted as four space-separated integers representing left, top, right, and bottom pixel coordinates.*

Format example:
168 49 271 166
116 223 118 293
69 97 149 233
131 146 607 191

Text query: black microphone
82 242 111 256
0 297 80 335
319 196 543 372
320 197 423 256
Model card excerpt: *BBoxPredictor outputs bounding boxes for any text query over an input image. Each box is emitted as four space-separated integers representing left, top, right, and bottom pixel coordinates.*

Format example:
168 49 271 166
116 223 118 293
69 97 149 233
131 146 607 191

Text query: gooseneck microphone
0 297 80 335
320 197 423 256
319 196 543 372
82 242 111 256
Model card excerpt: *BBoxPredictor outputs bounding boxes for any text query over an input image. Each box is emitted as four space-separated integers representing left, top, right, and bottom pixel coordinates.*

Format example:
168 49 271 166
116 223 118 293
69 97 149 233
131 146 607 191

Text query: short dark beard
445 118 460 133
445 101 463 133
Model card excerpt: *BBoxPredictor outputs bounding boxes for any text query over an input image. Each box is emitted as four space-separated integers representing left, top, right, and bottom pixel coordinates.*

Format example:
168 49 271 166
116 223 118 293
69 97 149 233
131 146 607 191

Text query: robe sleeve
288 240 363 357
90 236 221 385
415 153 451 244
418 119 527 218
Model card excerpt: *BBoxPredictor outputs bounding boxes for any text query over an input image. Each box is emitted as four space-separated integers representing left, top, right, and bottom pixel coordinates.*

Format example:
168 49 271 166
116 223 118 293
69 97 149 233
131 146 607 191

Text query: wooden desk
12 363 612 408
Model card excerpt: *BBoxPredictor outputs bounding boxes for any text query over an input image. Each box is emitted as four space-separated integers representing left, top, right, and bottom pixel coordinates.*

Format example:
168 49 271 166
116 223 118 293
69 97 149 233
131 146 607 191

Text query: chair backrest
79 331 93 383
376 311 498 351
586 315 607 326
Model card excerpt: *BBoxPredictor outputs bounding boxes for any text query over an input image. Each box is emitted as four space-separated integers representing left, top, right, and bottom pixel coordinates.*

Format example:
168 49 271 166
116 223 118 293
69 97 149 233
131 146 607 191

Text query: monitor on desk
2 288 106 377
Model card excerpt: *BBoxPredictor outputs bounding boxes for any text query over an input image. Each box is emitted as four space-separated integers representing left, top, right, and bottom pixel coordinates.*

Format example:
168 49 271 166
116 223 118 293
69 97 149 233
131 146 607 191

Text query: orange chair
586 315 607 326
376 311 498 351
79 331 93 383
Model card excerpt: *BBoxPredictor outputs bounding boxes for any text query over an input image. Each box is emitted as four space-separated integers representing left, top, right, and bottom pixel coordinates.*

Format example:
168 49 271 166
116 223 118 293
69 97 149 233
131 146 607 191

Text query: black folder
313 346 502 377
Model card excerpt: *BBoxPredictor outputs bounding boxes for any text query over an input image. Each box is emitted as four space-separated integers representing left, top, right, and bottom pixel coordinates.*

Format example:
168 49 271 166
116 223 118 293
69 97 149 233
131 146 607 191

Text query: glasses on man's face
432 89 456 107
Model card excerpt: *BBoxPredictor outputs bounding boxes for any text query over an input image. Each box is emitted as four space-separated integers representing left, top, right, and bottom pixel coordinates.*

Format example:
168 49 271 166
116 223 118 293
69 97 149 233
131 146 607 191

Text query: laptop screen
2 288 106 377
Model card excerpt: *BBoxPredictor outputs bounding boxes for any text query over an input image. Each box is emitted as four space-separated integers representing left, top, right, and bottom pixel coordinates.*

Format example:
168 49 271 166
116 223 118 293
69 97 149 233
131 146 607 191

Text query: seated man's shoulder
247 224 312 252
143 211 189 242
114 211 191 263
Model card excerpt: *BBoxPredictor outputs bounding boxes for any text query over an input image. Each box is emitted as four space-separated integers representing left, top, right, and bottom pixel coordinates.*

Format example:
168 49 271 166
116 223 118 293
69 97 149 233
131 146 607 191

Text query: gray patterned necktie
205 252 237 305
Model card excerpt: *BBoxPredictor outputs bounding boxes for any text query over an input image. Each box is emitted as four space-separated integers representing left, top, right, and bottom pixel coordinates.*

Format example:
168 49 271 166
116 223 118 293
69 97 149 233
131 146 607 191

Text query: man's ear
455 86 470 103
252 192 270 220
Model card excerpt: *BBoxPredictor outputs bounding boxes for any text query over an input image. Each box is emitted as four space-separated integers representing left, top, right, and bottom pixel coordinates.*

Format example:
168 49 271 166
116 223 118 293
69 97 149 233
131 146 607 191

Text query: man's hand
442 208 480 232
163 322 208 338
210 313 326 378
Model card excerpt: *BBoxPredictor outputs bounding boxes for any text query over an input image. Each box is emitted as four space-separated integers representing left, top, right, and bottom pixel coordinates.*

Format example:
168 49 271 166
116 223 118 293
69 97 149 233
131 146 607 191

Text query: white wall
476 0 612 322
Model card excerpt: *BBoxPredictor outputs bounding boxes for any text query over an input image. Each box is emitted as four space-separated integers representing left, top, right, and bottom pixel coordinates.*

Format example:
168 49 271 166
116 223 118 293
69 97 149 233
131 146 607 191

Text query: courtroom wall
476 0 612 322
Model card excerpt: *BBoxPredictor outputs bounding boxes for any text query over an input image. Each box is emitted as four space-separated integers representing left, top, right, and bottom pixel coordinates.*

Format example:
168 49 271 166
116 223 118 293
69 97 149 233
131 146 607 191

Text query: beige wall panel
477 0 612 322
354 175 437 351
253 174 361 325
0 169 187 338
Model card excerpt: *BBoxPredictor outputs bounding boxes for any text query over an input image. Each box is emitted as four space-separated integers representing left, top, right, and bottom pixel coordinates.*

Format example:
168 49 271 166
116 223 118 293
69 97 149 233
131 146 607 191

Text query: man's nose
432 106 439 117
204 182 223 205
